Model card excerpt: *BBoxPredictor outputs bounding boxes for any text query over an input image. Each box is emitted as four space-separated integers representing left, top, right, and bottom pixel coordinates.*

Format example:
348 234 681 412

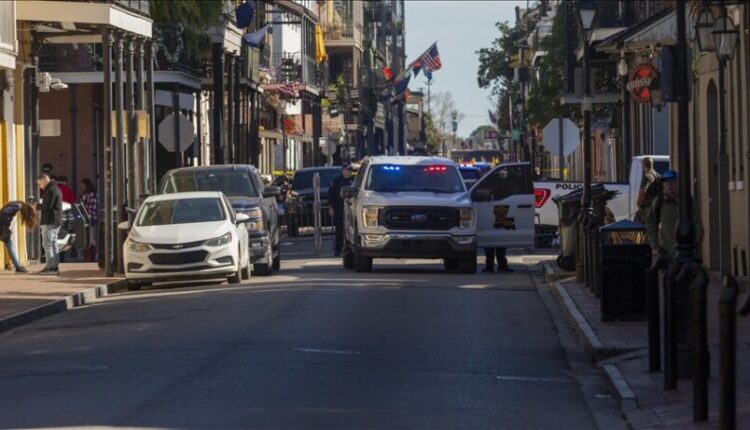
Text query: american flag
417 43 442 72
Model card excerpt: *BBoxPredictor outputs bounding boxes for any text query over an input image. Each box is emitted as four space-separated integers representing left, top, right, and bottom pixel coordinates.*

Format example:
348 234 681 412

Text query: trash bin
599 219 651 321
553 189 583 271
587 186 619 296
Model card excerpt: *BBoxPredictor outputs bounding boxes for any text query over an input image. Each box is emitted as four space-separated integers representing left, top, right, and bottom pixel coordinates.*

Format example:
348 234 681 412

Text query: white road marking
495 374 571 383
459 284 493 289
293 348 361 355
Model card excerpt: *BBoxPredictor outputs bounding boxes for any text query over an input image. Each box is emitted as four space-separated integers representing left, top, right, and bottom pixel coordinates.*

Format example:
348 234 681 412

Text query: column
113 32 125 274
125 36 136 217
226 54 235 164
135 38 145 200
233 56 241 164
212 43 224 164
102 28 113 277
145 41 156 193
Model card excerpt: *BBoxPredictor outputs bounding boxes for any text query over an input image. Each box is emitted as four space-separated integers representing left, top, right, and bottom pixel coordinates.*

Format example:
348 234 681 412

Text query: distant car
122 192 251 291
159 165 281 276
285 167 342 237
458 166 482 189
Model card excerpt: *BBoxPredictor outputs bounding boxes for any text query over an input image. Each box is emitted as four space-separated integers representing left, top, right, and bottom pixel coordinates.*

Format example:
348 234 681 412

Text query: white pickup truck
534 155 669 235
341 156 536 273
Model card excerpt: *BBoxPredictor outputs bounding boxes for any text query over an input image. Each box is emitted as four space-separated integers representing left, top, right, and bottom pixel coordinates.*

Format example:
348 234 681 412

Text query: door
471 163 535 248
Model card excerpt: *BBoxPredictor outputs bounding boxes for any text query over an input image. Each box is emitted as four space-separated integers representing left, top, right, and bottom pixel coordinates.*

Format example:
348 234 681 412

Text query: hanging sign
626 63 657 104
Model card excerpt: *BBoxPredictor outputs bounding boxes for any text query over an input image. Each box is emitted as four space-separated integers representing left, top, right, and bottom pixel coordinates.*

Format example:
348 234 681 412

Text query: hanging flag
393 74 410 96
489 109 497 124
243 23 271 47
315 24 327 64
235 1 256 29
412 60 422 77
383 67 393 81
423 69 433 80
412 42 442 72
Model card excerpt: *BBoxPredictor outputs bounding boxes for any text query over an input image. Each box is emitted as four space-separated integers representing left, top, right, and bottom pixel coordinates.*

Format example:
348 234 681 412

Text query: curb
542 262 639 413
0 278 128 335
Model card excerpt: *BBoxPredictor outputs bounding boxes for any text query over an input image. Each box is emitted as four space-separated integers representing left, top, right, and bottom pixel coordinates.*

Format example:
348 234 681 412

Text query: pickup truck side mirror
341 186 358 200
263 186 281 198
472 188 492 202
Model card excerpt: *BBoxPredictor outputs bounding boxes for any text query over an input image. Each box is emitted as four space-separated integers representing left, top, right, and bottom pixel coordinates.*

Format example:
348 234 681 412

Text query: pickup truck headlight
204 232 232 247
362 206 380 228
238 208 264 231
459 207 474 229
126 239 152 253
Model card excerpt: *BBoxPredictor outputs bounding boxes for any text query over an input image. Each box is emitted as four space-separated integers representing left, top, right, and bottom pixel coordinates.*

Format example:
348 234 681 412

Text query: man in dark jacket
36 173 63 275
328 164 354 256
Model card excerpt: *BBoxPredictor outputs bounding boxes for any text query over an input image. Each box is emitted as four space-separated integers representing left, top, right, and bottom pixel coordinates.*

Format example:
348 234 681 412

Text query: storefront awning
596 10 694 54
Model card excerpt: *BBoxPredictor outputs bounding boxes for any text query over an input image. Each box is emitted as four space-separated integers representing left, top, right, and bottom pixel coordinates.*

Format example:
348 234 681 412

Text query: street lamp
695 9 715 52
712 7 739 61
576 4 596 284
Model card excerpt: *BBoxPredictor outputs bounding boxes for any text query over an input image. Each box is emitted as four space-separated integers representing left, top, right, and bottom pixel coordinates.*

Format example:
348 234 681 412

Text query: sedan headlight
204 232 233 247
127 239 152 253
362 206 380 228
459 207 474 229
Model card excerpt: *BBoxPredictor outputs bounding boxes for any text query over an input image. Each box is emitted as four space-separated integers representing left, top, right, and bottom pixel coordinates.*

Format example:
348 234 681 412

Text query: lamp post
576 4 596 283
514 97 524 162
694 2 739 426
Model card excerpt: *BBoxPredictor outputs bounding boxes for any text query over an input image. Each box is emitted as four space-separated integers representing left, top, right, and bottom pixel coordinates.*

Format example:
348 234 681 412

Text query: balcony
69 0 150 17
323 22 363 52
0 1 16 68
271 51 322 89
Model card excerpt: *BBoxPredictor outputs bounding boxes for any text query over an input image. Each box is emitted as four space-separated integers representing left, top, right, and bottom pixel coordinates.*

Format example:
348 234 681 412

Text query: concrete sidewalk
544 262 750 429
0 263 126 334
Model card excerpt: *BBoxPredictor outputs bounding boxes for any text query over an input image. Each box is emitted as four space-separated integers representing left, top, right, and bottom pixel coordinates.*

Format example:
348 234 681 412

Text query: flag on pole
243 23 271 47
315 24 327 64
412 60 422 77
234 1 256 28
393 74 411 96
415 43 442 72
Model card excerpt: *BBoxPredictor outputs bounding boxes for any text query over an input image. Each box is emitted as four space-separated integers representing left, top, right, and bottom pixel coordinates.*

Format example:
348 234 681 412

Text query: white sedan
122 191 251 291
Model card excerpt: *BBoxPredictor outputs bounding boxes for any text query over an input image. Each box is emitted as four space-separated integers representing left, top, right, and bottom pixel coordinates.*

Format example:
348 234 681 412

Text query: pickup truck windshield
161 170 259 197
292 170 340 190
365 165 465 193
137 198 226 226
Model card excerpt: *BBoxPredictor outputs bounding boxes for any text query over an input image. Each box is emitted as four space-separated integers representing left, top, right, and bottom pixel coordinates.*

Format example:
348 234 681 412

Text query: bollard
690 264 708 422
719 275 737 430
663 264 678 390
647 266 661 372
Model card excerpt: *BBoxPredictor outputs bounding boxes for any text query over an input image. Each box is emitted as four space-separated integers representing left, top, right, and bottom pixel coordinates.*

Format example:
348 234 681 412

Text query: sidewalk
0 263 126 334
544 262 750 429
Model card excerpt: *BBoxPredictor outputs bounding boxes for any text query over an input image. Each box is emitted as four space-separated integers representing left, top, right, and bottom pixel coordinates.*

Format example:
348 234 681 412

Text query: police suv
341 156 535 273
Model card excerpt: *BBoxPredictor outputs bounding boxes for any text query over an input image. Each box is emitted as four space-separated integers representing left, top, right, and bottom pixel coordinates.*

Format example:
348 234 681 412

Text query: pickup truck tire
458 256 477 274
342 243 354 269
272 248 281 271
353 246 373 273
254 242 274 276
443 258 460 272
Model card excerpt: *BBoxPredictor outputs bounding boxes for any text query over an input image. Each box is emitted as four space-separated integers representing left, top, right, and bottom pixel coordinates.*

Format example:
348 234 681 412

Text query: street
0 237 623 429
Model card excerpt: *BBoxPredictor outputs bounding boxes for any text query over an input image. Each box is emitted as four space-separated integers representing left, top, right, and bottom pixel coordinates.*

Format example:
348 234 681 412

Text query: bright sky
405 0 526 138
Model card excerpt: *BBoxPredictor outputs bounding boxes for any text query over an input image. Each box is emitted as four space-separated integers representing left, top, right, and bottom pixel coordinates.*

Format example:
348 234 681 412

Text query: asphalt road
0 237 624 429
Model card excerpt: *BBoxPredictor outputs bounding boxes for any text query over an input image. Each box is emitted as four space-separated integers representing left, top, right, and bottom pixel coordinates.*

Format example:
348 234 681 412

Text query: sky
405 0 526 138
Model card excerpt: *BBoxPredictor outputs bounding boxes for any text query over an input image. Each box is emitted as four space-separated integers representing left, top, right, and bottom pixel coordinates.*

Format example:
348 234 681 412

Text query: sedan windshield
136 198 226 226
292 170 340 190
365 165 465 193
161 170 259 198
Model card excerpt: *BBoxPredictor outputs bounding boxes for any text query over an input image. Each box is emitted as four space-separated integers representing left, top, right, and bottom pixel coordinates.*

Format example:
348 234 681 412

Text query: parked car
159 165 281 275
341 156 536 273
121 192 251 291
285 166 342 237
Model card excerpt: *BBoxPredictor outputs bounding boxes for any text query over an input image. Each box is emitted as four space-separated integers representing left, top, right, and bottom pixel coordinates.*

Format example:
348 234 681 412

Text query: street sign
158 113 195 153
542 118 579 157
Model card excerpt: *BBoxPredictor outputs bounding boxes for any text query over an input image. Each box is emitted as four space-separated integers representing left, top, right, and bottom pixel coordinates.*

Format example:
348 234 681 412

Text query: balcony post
134 38 146 199
113 32 125 274
226 54 235 164
102 28 113 277
234 55 242 164
145 40 157 193
212 42 224 165
124 36 136 218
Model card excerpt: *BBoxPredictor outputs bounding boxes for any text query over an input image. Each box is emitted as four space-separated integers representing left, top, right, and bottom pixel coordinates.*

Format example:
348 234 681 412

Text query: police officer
328 164 354 256
645 170 703 264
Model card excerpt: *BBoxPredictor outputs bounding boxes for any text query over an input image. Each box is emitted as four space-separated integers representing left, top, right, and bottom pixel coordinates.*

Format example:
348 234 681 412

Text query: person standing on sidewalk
482 247 514 273
79 178 98 262
0 201 38 273
635 157 661 225
645 170 704 264
328 164 353 256
36 173 63 275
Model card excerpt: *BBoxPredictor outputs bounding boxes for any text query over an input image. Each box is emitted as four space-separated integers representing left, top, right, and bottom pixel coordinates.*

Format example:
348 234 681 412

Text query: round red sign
626 64 657 104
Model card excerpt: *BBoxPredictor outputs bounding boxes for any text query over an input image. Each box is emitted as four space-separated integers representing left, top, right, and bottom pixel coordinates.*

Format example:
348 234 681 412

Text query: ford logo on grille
411 214 428 222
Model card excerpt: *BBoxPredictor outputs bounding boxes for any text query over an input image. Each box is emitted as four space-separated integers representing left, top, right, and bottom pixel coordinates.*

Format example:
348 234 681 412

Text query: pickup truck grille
381 207 458 230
